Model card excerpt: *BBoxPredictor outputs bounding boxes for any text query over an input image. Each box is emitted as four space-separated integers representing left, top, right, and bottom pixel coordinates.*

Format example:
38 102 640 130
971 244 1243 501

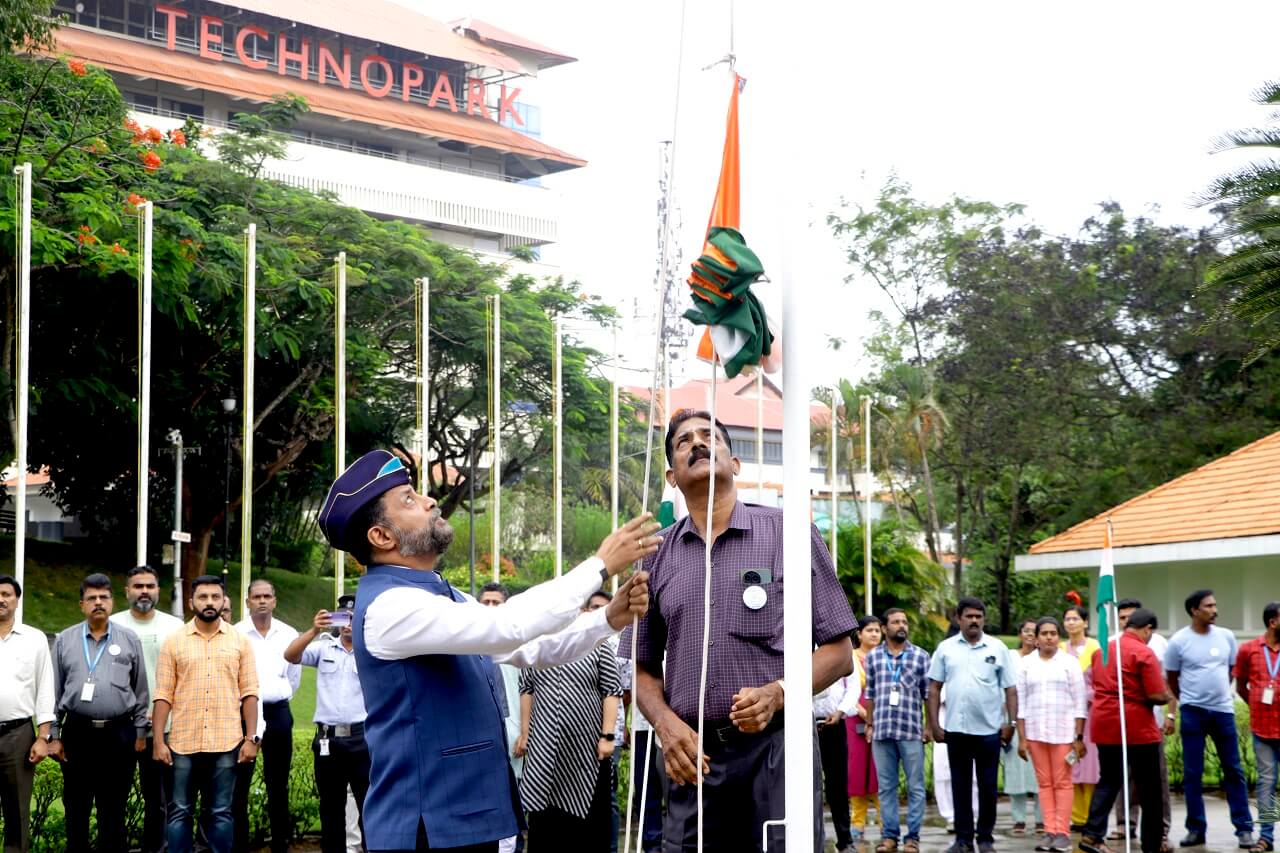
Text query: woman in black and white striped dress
516 593 622 850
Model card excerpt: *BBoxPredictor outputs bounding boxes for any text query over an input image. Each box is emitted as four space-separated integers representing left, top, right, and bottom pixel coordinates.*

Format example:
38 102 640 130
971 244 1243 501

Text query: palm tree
1201 80 1280 360
877 363 948 565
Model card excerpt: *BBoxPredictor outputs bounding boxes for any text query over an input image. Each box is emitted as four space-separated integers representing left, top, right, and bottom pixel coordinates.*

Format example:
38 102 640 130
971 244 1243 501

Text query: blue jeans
1255 735 1280 844
872 738 926 842
1180 705 1253 835
167 748 238 853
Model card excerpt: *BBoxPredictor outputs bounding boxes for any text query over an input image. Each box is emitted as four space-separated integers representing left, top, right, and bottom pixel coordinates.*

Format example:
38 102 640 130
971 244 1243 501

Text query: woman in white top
1016 617 1088 853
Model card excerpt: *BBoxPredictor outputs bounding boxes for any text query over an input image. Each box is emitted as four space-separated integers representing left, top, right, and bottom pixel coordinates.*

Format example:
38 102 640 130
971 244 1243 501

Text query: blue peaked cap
318 450 413 552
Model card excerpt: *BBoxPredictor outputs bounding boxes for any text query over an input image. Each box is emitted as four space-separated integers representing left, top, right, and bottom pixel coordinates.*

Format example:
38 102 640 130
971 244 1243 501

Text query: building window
122 91 159 111
162 98 203 119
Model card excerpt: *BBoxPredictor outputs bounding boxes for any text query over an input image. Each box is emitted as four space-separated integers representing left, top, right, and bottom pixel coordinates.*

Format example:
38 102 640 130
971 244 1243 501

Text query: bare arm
812 636 854 694
926 680 944 742
514 693 532 758
1166 670 1180 701
637 664 707 787
151 700 172 765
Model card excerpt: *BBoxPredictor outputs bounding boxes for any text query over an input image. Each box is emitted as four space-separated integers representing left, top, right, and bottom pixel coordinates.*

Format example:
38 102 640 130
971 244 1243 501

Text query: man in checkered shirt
863 607 931 853
632 409 857 853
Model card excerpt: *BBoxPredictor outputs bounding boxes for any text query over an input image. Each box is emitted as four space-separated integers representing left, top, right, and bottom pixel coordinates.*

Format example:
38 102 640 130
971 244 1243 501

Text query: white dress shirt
300 634 366 726
0 623 56 724
813 672 862 720
236 617 301 704
364 556 615 668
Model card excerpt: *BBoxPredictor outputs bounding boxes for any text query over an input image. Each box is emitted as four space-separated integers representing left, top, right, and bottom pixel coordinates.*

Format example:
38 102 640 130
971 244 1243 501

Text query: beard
195 606 221 623
392 512 454 558
130 596 155 614
893 629 908 642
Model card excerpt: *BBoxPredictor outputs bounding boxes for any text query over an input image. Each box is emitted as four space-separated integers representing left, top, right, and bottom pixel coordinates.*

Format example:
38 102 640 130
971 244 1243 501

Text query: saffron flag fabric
685 73 774 379
1097 522 1116 664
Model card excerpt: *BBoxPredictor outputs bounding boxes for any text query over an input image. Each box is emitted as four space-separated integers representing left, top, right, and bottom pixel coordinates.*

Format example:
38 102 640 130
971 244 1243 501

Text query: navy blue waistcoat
352 564 519 849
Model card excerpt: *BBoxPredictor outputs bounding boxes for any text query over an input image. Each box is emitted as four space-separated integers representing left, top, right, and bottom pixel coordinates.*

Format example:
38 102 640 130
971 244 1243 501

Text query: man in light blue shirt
284 596 369 853
1164 588 1254 849
926 598 1017 853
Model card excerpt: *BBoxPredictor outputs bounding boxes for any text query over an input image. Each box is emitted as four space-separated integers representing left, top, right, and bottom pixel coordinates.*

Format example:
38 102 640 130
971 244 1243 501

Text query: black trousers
817 720 852 849
1086 743 1164 853
232 700 292 853
663 721 822 853
313 728 370 853
136 735 171 853
526 759 614 852
60 715 136 853
0 723 36 853
945 732 1002 847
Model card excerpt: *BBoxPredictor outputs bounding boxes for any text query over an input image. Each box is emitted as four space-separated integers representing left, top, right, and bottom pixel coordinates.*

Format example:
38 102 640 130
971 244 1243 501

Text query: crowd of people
1 411 1278 853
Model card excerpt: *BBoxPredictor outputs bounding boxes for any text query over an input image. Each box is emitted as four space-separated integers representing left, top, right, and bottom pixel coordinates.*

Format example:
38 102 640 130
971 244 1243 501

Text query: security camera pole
165 429 198 616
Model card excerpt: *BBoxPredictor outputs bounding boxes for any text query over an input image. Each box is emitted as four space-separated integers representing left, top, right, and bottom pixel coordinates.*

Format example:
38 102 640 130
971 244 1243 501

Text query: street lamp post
221 397 236 577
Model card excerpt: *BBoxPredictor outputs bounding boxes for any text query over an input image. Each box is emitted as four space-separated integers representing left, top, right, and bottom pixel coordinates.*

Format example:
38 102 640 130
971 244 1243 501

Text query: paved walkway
825 793 1252 853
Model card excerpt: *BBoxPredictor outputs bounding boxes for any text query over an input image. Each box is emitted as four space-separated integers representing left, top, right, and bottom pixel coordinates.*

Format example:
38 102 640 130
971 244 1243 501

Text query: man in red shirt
1235 601 1280 853
1080 608 1173 853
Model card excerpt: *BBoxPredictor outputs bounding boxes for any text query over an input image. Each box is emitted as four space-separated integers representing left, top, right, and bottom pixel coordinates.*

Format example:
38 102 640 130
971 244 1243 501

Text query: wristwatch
250 734 262 745
599 733 616 742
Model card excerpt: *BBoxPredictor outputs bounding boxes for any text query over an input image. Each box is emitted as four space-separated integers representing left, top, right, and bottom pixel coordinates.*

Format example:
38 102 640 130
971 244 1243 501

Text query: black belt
316 722 364 738
264 699 291 708
0 718 30 736
64 714 133 730
698 712 785 748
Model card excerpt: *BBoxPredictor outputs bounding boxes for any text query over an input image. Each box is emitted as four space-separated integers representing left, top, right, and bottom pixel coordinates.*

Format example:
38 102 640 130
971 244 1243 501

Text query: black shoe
978 843 998 853
1179 832 1206 848
944 843 975 853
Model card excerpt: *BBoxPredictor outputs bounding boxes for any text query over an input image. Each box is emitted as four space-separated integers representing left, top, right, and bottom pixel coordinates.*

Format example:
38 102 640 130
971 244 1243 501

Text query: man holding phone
284 594 367 853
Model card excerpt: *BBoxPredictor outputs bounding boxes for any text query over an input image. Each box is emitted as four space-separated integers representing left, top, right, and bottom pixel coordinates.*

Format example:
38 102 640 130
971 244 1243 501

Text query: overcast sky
411 0 1280 387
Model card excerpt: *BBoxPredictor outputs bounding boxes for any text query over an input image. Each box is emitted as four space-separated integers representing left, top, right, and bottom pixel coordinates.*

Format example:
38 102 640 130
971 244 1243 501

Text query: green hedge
2 732 321 851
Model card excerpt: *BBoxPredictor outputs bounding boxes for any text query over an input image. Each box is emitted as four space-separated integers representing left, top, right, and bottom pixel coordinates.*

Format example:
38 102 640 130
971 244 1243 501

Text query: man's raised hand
605 572 650 630
596 514 662 576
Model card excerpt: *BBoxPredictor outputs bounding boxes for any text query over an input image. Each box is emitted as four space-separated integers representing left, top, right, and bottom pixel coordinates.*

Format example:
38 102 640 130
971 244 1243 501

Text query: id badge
889 687 901 708
1263 687 1275 706
318 737 330 757
80 681 95 702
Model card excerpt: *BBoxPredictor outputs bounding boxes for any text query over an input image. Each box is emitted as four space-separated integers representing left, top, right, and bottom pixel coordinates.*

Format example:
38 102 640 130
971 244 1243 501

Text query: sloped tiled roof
1029 430 1280 554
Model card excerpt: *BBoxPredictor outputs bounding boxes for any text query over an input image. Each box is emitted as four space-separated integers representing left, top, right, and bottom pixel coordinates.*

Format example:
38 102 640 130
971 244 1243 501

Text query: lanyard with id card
1263 646 1280 706
80 629 110 703
887 653 905 707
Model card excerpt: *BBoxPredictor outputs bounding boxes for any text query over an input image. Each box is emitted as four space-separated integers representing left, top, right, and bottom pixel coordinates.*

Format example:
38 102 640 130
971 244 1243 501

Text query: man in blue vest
318 450 660 853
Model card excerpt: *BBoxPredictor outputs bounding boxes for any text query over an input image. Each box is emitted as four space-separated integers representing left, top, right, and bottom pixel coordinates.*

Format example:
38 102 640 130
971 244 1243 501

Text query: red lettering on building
498 84 522 126
359 55 394 99
465 78 488 119
317 44 350 89
428 74 457 112
402 62 424 102
277 33 310 81
198 15 223 61
235 25 269 70
155 4 187 51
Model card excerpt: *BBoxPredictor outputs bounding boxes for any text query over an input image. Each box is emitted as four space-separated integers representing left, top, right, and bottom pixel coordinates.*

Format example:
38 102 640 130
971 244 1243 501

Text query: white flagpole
756 372 764 502
334 252 346 598
696 357 717 852
418 277 429 493
609 324 619 594
781 225 815 853
240 224 256 615
11 163 31 624
863 396 872 615
491 293 501 583
1110 519 1132 853
829 387 838 565
553 316 563 577
137 201 154 567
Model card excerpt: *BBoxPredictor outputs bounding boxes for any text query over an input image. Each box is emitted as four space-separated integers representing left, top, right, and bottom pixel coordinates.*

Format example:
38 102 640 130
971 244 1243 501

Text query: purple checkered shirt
630 501 857 723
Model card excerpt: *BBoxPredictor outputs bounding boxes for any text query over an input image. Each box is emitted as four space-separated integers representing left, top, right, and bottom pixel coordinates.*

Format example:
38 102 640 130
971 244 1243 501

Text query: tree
0 54 619 598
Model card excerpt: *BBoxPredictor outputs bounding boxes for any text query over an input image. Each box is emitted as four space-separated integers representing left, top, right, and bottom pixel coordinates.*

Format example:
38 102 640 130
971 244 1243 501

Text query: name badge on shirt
1263 687 1275 706
889 687 901 707
80 682 95 702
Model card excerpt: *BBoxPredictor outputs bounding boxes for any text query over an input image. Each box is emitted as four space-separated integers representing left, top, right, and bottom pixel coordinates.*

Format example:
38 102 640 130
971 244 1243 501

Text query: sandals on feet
875 841 898 853
902 841 920 853
1251 842 1274 853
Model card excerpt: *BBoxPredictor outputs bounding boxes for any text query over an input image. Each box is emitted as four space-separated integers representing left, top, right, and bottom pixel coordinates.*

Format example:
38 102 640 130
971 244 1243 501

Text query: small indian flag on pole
658 479 687 529
1097 518 1117 664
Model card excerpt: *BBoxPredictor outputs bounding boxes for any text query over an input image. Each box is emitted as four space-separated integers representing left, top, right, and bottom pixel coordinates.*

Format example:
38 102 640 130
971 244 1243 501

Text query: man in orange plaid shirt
153 575 260 853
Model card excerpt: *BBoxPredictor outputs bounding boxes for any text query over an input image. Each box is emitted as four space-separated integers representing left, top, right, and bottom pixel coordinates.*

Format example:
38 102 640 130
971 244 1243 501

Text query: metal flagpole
137 201 154 567
334 252 346 597
829 387 838 565
240 224 256 616
491 293 501 583
610 324 619 594
417 277 429 493
1110 518 1132 853
781 224 815 853
696 357 718 852
553 316 562 577
863 396 872 615
11 163 31 624
756 372 764 502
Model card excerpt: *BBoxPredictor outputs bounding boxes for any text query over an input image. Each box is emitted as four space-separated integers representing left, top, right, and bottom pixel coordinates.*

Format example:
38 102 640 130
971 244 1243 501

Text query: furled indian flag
658 479 687 529
684 73 775 379
1097 519 1116 664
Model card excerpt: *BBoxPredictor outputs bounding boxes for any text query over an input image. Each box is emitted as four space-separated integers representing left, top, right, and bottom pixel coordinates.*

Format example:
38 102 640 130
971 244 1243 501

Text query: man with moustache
112 564 185 852
632 410 858 853
153 575 260 853
284 595 370 853
49 573 150 853
1166 589 1255 849
318 449 660 852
